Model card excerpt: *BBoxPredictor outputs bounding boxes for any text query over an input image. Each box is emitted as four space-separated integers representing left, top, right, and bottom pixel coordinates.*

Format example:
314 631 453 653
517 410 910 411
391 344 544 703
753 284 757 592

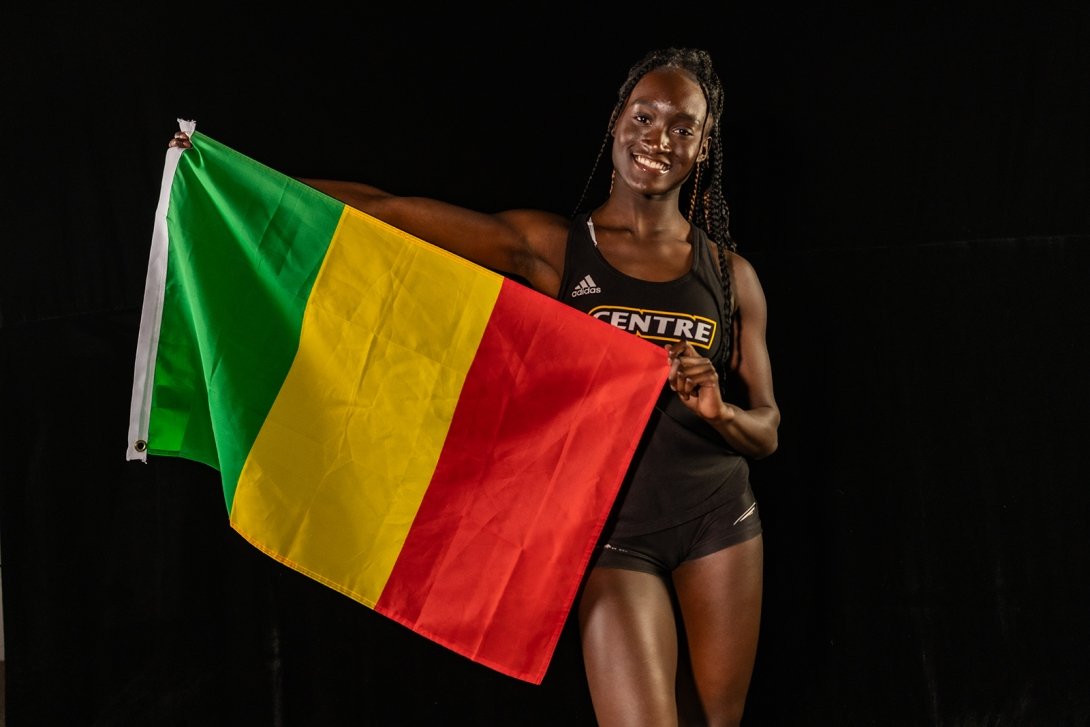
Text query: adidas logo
570 275 602 298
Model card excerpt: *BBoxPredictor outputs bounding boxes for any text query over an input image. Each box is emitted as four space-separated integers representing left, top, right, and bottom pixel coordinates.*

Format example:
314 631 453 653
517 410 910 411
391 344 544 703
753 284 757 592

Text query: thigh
672 534 764 726
578 566 680 727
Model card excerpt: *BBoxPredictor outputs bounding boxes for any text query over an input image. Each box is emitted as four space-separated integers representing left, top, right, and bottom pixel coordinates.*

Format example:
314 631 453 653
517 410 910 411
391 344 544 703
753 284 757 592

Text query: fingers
677 362 719 399
666 343 683 381
168 131 192 149
665 342 717 400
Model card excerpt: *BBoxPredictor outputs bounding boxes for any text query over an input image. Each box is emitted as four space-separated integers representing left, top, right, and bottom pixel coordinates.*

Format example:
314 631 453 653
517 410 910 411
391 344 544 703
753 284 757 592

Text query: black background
3 4 1089 725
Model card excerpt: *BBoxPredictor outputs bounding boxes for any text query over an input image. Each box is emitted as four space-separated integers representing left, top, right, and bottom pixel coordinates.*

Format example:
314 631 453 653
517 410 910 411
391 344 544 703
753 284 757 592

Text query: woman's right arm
298 178 567 295
168 132 568 296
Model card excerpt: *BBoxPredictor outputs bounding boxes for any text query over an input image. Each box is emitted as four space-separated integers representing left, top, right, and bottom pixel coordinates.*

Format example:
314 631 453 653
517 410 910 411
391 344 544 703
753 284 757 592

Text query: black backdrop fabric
3 5 1089 726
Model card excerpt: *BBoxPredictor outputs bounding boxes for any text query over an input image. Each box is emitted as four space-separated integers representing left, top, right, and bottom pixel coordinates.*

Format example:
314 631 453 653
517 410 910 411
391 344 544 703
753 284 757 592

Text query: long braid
571 129 613 218
572 48 738 389
690 120 737 386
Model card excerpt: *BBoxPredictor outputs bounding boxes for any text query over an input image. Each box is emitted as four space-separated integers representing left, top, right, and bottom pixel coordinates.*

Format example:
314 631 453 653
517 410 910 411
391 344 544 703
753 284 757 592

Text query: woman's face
611 67 709 198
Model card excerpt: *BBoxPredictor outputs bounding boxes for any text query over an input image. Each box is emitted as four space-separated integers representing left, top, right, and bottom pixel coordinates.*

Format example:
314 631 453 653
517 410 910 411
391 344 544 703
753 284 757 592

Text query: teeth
635 155 669 172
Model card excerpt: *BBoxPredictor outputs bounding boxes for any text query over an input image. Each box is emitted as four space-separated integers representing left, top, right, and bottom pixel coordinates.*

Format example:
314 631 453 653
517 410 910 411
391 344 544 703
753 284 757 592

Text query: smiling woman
169 45 779 726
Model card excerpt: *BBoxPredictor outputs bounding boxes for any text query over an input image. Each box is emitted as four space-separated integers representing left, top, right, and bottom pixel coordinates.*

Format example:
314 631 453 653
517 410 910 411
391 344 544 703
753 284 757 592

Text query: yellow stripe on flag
231 207 502 604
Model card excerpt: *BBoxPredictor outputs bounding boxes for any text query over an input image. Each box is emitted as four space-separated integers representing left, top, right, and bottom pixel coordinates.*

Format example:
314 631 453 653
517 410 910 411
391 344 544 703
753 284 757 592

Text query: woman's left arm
669 253 781 458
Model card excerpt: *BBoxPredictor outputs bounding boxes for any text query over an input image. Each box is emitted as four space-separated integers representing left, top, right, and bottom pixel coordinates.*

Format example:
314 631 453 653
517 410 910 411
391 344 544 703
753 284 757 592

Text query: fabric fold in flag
126 122 667 684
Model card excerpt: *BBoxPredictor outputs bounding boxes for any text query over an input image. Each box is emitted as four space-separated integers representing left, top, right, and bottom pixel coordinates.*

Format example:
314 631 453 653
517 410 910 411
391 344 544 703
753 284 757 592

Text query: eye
674 126 696 137
633 112 652 125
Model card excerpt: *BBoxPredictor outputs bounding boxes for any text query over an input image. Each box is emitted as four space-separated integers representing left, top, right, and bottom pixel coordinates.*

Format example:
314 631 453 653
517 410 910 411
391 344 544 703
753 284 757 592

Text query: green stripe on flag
150 132 344 509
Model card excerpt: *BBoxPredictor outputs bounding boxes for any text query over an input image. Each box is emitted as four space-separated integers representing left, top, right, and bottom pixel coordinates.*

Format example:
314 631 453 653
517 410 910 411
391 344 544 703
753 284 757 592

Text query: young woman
171 46 780 727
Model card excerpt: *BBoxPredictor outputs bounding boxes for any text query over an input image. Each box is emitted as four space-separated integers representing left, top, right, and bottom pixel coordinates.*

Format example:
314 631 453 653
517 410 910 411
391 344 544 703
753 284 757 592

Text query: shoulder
498 209 573 263
496 208 570 243
725 250 770 317
495 209 573 294
727 250 760 285
702 235 764 289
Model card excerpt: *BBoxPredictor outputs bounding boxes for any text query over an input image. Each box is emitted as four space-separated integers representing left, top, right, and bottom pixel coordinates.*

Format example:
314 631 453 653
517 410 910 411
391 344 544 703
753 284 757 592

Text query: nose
645 123 671 151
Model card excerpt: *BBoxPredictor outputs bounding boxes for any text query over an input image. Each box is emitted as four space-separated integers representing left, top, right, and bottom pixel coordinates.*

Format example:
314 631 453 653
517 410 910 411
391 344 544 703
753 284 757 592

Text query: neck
593 192 688 237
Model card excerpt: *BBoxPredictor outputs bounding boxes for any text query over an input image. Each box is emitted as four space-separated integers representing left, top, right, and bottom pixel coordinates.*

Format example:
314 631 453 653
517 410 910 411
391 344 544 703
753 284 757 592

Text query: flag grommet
133 440 147 452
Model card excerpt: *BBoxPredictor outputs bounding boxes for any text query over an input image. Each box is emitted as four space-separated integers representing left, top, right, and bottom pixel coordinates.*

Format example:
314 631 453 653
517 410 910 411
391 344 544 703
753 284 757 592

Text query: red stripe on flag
375 279 664 682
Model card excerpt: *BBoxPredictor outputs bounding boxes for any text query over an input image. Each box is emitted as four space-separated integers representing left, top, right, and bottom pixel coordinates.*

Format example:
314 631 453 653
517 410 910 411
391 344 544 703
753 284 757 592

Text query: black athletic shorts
590 485 762 576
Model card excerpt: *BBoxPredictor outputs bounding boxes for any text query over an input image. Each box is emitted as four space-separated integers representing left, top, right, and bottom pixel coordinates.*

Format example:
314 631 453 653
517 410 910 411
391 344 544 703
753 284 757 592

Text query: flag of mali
126 122 666 683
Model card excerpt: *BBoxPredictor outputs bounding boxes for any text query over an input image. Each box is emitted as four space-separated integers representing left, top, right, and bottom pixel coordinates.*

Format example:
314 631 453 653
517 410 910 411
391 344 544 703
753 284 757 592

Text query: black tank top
557 213 749 535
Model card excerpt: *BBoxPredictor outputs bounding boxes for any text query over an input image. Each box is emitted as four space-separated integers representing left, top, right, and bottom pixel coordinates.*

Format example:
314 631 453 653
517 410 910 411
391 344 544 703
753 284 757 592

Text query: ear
697 142 709 162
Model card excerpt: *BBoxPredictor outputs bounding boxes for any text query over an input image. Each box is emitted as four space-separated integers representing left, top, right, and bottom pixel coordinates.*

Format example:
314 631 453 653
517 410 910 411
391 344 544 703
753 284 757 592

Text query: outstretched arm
168 132 569 297
298 178 570 294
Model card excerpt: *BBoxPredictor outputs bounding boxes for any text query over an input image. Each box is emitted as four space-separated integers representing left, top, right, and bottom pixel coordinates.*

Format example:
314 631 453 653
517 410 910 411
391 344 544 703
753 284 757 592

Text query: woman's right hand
168 131 192 149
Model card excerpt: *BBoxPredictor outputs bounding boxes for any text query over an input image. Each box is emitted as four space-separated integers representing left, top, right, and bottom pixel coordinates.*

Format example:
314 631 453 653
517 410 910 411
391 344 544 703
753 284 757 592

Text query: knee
701 696 748 727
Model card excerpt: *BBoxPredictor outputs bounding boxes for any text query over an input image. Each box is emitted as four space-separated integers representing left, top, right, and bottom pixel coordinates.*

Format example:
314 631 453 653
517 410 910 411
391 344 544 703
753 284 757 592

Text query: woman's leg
672 534 764 727
578 566 680 727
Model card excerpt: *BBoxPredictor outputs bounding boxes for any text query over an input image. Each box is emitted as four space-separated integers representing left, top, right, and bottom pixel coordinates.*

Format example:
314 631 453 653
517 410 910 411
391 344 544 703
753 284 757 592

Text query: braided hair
572 47 738 384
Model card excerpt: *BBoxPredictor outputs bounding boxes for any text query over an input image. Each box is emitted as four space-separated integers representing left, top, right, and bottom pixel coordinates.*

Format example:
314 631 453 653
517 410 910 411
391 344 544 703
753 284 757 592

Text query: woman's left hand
666 341 729 422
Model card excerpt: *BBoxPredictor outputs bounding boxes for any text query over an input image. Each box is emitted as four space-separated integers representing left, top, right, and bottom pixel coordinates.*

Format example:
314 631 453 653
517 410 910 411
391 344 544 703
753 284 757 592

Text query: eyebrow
629 99 704 125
